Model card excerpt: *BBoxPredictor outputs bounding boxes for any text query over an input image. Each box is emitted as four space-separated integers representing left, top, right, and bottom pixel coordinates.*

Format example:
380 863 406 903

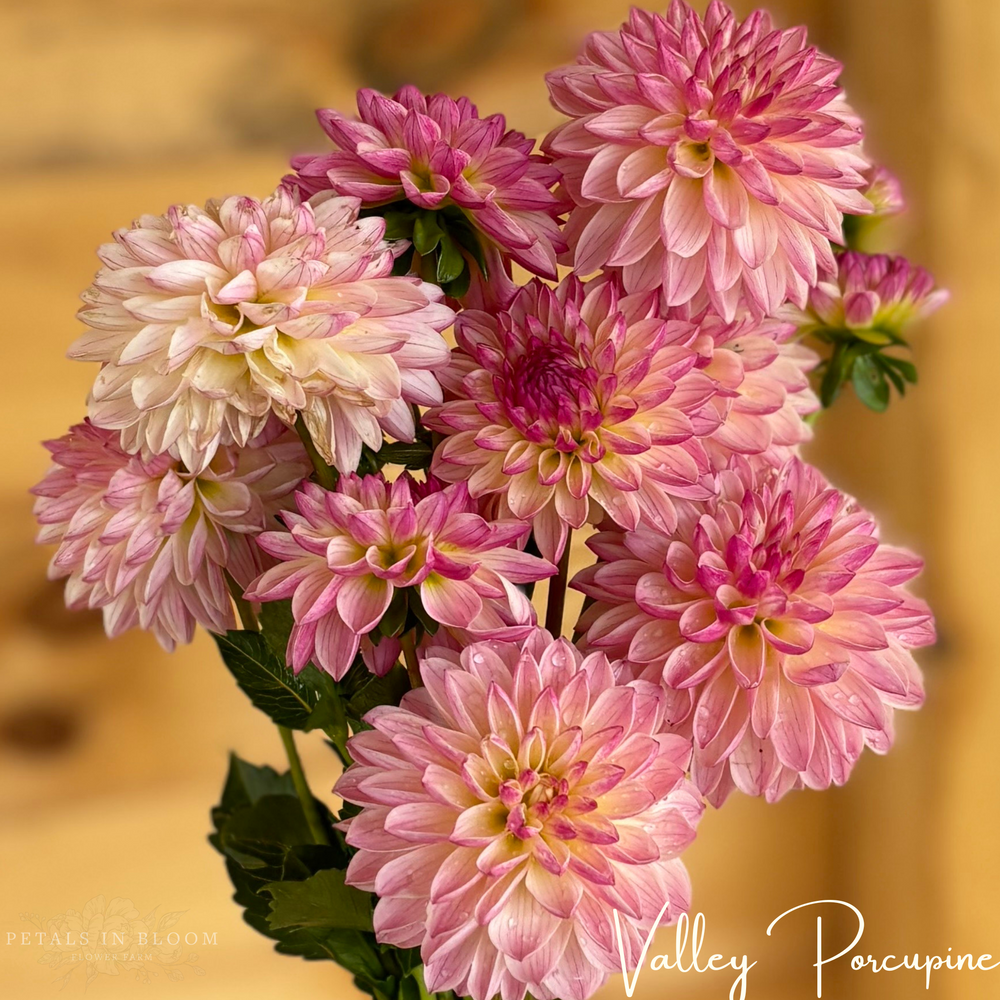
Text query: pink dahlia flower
31 419 310 650
424 275 720 561
671 305 820 465
574 457 934 805
289 86 566 280
70 187 454 474
791 251 948 336
336 632 702 1000
543 1 872 319
244 475 555 679
861 165 906 219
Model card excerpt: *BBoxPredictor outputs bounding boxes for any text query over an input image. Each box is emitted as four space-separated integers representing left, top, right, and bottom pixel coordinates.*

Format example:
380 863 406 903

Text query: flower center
501 337 599 440
499 763 594 841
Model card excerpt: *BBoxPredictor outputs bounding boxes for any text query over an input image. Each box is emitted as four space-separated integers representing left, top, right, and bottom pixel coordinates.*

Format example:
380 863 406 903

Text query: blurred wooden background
0 0 996 998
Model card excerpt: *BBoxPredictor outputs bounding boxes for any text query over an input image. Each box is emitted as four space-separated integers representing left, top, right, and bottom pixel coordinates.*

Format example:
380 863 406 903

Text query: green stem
400 630 422 688
278 725 330 846
226 573 258 631
295 419 338 491
544 529 573 637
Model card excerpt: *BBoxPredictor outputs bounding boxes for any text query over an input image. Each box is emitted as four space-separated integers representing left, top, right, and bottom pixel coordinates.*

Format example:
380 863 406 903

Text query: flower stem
226 573 258 631
278 725 330 846
294 418 339 491
544 529 573 637
400 630 422 688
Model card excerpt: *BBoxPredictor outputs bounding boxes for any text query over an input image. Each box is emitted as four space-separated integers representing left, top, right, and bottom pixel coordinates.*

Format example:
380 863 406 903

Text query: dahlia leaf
264 868 374 932
375 440 434 470
345 666 411 725
209 753 296 846
258 599 295 661
379 587 409 637
214 629 345 734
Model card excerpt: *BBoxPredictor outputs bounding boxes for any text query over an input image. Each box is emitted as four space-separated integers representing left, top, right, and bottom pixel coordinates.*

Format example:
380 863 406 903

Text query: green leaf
375 441 434 470
264 868 374 932
214 629 345 733
406 588 439 637
412 213 443 256
378 588 409 638
258 600 294 662
852 354 890 411
435 233 466 285
211 755 296 831
346 665 410 723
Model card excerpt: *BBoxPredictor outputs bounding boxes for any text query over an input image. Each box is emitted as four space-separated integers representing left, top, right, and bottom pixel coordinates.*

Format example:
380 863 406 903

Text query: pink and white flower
574 457 934 805
788 251 948 337
671 304 820 465
70 187 454 474
543 0 872 319
425 275 720 561
336 631 702 1000
245 475 555 679
31 419 310 651
290 86 566 279
861 165 906 219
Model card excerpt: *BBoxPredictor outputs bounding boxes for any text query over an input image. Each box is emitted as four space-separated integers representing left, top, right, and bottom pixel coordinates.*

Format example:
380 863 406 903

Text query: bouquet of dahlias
32 4 943 999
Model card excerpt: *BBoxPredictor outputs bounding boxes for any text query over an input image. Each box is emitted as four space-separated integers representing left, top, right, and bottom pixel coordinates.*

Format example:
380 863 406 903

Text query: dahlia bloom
574 457 934 804
791 251 948 338
70 187 454 474
336 632 702 1000
289 86 566 280
674 305 820 465
861 165 906 219
425 275 721 561
31 420 310 651
245 475 555 679
543 1 872 320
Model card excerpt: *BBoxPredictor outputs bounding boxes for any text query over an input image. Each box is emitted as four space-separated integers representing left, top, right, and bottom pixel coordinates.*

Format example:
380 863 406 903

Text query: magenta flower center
501 766 598 842
497 332 603 445
680 488 838 648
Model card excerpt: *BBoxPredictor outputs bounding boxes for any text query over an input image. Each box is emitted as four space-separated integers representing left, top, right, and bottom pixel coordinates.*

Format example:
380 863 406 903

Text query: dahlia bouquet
32 4 943 999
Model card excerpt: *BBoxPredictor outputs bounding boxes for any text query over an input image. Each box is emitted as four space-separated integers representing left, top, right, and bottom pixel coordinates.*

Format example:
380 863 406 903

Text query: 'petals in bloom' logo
12 895 217 988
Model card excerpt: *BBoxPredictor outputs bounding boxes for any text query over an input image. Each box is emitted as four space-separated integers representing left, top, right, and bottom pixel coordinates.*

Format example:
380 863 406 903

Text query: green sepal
852 353 890 411
412 212 444 256
435 233 465 285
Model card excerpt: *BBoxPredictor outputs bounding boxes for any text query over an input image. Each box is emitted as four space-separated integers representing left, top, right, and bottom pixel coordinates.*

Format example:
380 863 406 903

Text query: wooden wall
0 2 995 998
